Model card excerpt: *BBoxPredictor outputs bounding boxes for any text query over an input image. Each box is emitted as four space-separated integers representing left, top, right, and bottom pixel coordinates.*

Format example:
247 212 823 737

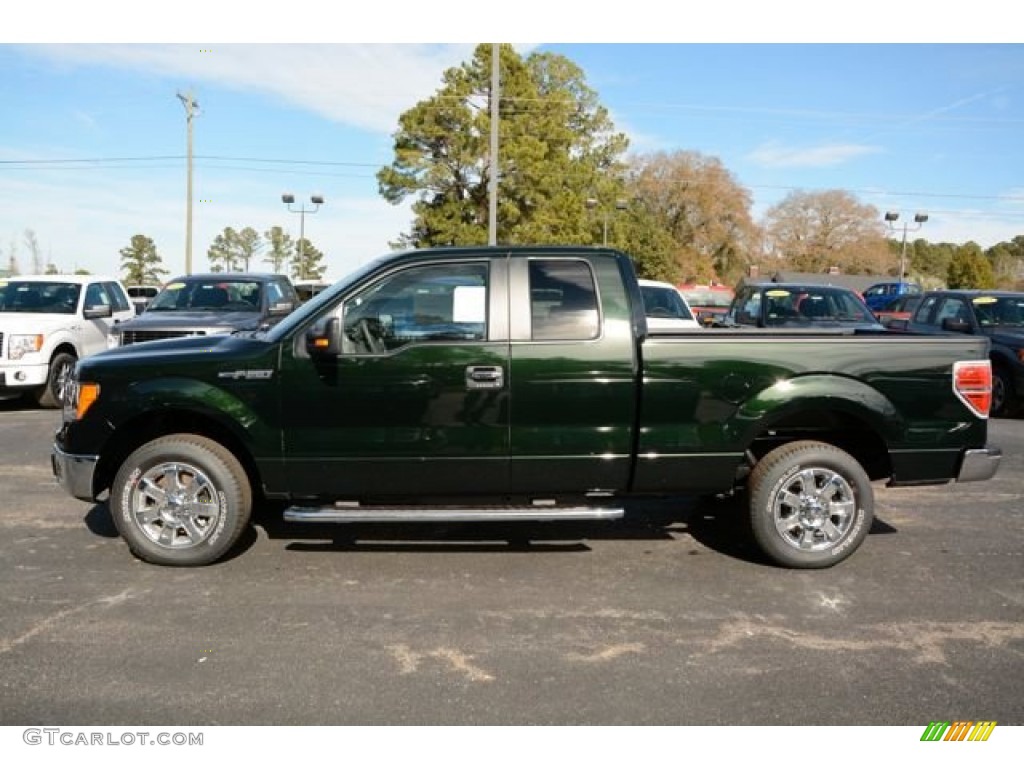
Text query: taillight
953 360 992 418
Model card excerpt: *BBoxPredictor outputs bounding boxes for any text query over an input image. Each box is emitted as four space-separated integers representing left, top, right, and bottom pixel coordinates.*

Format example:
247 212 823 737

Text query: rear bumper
956 446 1002 483
51 442 98 502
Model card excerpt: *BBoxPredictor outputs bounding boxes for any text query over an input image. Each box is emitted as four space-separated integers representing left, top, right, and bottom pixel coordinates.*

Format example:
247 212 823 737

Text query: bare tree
763 190 890 275
629 150 760 284
24 229 43 275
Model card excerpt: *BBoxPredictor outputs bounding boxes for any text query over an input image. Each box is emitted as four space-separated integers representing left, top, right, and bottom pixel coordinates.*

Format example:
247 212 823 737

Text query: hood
114 310 262 333
987 328 1024 348
0 312 76 334
85 333 268 370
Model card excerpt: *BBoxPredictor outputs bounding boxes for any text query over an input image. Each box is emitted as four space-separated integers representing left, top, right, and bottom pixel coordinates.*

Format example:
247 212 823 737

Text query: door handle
466 365 504 390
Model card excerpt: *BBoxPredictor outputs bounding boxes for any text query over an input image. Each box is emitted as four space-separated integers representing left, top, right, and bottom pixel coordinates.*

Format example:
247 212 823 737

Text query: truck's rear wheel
36 351 76 408
111 434 252 566
748 440 873 568
992 365 1017 417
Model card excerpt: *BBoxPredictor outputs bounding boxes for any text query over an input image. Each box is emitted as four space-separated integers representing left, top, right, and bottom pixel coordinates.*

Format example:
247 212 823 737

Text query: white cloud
22 44 478 134
748 141 882 169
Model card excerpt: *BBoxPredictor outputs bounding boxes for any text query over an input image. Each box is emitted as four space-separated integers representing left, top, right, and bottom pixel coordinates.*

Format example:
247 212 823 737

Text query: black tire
748 440 873 568
991 365 1017 418
36 351 77 408
111 434 252 566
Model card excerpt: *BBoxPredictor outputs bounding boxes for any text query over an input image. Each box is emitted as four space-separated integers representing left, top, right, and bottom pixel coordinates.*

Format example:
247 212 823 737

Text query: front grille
121 330 206 346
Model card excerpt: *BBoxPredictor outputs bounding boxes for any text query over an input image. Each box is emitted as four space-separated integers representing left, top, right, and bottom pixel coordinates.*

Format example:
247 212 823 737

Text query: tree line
376 44 1024 291
114 227 326 287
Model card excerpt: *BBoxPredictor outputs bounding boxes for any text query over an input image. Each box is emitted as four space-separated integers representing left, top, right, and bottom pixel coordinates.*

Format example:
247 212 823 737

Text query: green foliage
263 226 293 273
235 227 263 272
378 43 629 248
207 226 264 273
290 238 325 281
207 227 240 272
44 263 59 275
119 234 168 286
947 242 995 288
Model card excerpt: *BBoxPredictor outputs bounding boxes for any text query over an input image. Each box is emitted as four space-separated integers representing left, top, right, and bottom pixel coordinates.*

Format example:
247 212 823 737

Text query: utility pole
177 90 200 275
488 43 499 246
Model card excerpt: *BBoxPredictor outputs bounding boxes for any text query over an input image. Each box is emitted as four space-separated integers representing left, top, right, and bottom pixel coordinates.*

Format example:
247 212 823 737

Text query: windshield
640 285 694 321
972 295 1024 327
0 280 81 314
761 287 877 327
149 278 262 312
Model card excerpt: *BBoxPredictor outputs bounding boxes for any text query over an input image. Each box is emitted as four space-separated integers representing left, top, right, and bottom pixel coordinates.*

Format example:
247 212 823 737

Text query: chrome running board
283 505 624 524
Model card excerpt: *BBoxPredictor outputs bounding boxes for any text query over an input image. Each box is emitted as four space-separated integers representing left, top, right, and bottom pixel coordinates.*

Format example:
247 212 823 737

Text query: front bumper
956 446 1002 483
51 442 99 502
0 361 48 393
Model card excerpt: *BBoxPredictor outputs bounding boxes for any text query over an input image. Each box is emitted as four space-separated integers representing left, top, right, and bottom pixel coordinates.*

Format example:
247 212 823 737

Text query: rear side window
529 260 600 341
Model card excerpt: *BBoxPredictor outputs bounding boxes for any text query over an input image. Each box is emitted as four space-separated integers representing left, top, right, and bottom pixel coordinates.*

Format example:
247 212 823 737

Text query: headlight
62 374 100 421
107 333 120 349
9 334 44 360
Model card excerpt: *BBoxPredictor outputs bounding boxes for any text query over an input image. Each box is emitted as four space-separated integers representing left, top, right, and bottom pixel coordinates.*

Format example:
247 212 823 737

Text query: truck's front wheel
111 435 252 566
36 351 76 408
748 441 873 568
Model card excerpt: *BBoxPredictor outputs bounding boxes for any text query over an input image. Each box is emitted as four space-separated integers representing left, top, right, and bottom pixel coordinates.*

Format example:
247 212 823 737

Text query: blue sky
2 3 1022 279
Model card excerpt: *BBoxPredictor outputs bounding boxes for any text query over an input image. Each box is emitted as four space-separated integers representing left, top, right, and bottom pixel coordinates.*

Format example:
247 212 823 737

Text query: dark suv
108 273 299 348
720 282 884 330
897 290 1024 416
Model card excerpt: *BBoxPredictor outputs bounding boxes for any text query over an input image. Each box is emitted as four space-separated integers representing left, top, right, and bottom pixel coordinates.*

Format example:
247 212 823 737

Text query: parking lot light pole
884 211 928 284
177 91 200 275
586 197 629 246
282 194 324 280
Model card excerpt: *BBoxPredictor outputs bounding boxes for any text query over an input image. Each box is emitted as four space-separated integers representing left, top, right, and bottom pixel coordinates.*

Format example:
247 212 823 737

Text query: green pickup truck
52 246 1001 569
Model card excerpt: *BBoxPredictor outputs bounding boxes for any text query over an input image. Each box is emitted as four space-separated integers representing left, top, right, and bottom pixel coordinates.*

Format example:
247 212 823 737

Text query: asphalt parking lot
1 399 1022 726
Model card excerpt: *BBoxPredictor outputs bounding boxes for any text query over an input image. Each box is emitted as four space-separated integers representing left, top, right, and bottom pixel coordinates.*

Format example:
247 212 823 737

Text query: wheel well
746 408 891 482
52 343 78 361
94 409 260 500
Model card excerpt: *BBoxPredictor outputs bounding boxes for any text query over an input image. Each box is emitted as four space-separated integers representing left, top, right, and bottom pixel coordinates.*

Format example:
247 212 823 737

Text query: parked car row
2 272 304 408
5 266 1023 419
888 290 1024 416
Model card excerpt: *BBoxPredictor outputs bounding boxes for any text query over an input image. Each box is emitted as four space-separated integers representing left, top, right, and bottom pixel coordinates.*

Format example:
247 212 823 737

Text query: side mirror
941 317 972 334
269 301 295 316
305 317 342 357
83 304 113 320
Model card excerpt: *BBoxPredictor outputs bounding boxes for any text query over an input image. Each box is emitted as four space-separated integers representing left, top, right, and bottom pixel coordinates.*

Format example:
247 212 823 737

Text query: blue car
863 281 921 312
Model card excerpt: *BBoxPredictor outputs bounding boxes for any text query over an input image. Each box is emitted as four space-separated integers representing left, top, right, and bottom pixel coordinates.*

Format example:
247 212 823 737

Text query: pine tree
119 234 168 285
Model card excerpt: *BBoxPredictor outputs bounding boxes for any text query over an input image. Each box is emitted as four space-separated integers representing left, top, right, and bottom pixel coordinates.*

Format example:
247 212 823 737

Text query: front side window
935 297 969 326
85 282 112 309
529 260 599 341
914 295 939 324
104 282 131 312
341 262 488 355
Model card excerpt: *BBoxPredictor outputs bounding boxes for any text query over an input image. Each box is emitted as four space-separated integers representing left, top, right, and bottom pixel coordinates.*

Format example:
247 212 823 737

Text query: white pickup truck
0 274 134 407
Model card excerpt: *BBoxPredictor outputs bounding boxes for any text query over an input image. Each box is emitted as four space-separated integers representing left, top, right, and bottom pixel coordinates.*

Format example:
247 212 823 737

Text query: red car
677 283 735 326
874 294 923 328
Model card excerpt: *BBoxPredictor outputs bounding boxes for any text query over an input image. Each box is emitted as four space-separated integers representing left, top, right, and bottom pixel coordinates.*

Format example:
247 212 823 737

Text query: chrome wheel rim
131 462 221 549
772 466 857 552
55 360 75 402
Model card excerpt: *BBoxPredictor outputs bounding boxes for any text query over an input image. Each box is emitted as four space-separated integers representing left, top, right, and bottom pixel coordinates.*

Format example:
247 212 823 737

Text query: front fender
122 376 275 449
